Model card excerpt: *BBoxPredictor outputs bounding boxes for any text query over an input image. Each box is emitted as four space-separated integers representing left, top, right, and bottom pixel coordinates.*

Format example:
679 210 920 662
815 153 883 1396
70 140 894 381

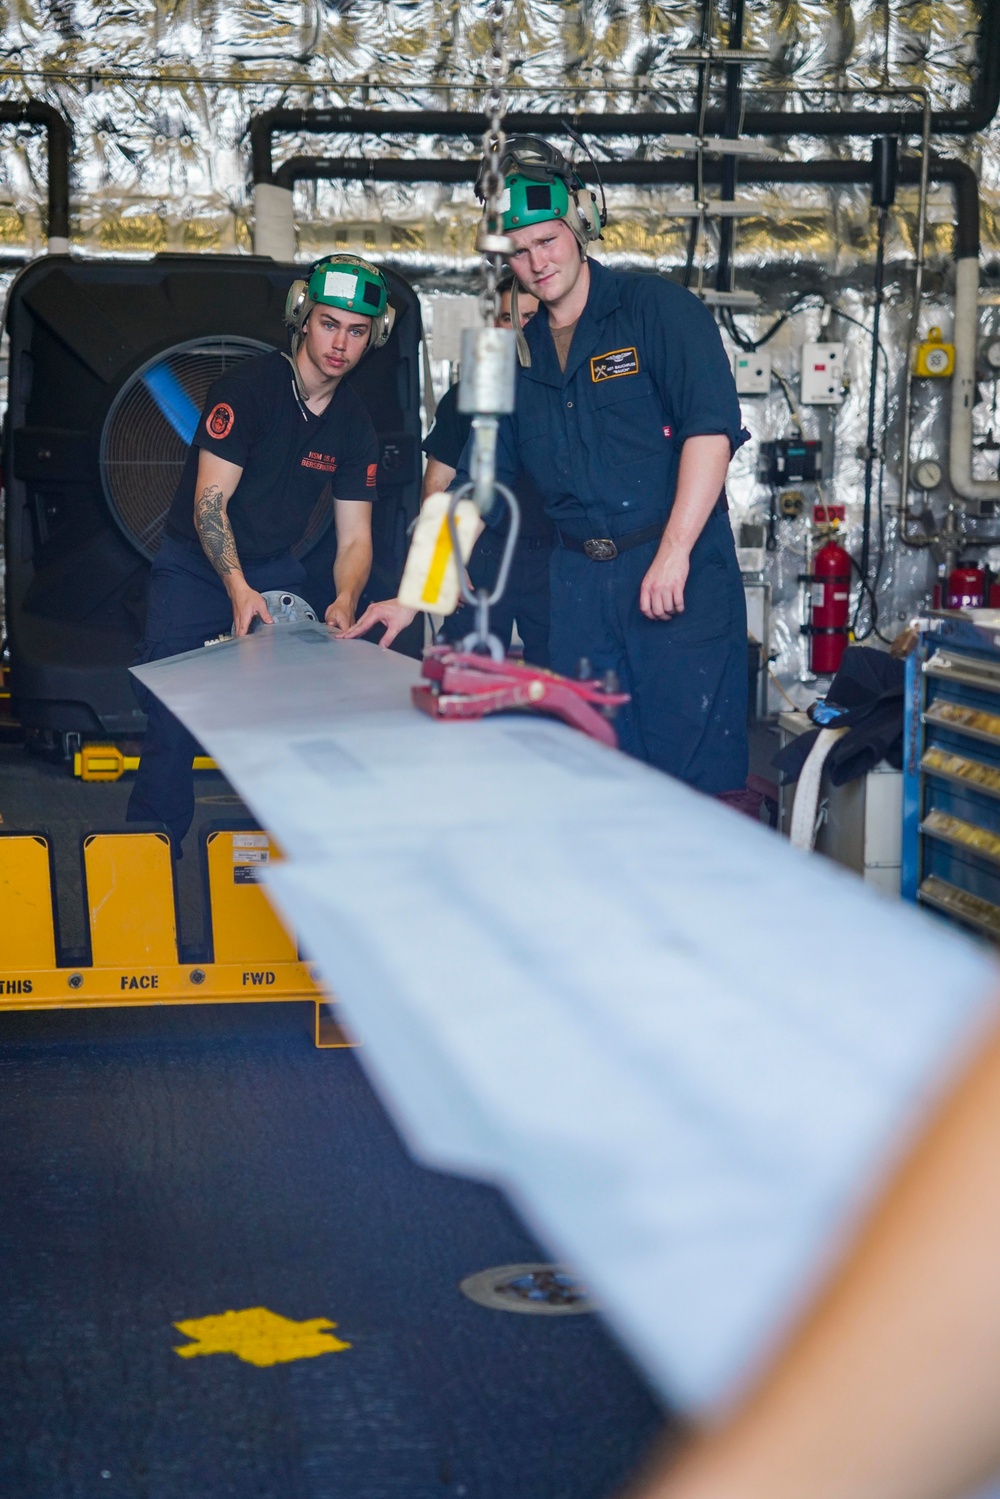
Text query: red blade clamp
412 646 630 748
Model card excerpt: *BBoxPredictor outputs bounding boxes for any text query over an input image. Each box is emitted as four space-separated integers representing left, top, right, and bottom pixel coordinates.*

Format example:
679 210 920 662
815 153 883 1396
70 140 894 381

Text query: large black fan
100 337 269 560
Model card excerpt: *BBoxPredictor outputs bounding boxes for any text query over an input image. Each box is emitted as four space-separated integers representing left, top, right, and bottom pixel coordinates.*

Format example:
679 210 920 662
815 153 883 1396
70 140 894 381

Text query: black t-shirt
165 350 380 561
423 383 552 542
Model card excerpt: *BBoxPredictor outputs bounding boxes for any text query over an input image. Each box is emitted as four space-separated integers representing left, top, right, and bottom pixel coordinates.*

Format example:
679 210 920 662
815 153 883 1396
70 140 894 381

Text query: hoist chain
449 0 520 659
478 0 513 322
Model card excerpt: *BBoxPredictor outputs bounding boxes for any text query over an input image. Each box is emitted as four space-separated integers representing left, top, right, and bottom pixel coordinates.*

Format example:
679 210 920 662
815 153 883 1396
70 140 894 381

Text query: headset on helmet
284 254 395 351
475 135 605 247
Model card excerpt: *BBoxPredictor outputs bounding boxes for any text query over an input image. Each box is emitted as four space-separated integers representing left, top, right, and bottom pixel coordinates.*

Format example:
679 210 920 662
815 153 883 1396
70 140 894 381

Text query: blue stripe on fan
142 363 199 445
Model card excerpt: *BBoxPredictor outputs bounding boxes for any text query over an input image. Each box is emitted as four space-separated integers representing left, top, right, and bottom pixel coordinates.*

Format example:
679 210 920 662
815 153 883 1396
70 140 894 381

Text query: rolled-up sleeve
645 283 749 455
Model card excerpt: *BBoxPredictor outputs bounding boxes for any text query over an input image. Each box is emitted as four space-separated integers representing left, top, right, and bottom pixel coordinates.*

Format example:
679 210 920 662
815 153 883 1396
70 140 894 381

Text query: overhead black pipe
682 0 713 289
0 101 71 245
251 5 1000 187
272 150 980 260
716 0 745 294
276 155 476 190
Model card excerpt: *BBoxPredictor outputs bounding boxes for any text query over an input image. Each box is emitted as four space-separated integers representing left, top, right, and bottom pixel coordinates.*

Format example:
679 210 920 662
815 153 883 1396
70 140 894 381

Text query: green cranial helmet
305 255 388 319
284 253 394 363
476 136 603 248
500 170 573 232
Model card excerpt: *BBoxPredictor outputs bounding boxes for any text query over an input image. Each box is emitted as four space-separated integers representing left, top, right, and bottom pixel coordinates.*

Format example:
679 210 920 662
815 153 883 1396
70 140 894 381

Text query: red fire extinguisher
932 566 987 609
808 525 852 675
946 566 986 609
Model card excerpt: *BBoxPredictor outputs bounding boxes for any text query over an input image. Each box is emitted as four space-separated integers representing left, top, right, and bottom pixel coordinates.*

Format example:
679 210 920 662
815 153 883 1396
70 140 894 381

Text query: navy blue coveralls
475 258 750 795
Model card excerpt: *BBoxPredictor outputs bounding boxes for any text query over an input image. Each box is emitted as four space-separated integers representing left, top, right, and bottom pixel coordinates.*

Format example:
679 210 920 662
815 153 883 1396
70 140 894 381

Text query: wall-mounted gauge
913 458 943 491
914 328 954 379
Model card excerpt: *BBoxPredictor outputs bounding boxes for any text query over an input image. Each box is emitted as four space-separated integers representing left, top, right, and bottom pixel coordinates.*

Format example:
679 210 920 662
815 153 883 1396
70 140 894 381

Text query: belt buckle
583 537 618 561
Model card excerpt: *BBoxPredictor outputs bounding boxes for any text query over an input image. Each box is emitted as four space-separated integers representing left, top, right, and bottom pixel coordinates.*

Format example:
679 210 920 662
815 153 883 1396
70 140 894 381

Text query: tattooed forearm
194 484 243 580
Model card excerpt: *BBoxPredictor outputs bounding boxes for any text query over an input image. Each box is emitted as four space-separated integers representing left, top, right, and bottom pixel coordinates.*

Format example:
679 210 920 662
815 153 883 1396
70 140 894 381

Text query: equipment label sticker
233 833 269 849
234 865 261 884
590 347 640 382
206 403 235 439
233 848 269 864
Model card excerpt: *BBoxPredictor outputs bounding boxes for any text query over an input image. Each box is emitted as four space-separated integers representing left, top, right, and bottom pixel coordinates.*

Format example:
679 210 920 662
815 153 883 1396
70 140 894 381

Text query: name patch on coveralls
590 347 640 382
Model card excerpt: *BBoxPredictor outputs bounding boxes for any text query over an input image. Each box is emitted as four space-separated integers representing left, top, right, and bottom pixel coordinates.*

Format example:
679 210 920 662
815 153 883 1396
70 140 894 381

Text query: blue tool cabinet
903 614 1000 941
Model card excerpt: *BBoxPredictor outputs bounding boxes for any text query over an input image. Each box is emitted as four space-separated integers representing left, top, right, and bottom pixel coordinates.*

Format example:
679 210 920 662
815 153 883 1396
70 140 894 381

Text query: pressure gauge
986 338 1000 371
913 458 943 491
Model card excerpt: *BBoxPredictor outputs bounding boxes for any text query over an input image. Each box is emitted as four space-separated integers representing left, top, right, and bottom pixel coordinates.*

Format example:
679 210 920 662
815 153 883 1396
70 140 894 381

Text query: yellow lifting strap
0 833 58 968
204 830 296 965
83 831 178 967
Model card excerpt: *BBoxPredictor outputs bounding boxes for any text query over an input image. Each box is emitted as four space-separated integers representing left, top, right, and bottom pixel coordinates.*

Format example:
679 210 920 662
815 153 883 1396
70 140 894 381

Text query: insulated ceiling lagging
0 0 994 259
0 1 999 701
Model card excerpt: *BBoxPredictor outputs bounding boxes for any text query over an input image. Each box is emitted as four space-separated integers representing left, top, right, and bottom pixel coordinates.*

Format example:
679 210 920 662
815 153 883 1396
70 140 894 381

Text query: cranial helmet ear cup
370 301 396 350
573 190 603 242
284 279 310 334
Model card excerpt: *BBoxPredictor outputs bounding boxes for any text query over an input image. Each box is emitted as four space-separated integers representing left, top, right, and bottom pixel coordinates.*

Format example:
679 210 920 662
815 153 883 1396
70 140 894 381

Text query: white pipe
253 183 296 261
950 255 1000 500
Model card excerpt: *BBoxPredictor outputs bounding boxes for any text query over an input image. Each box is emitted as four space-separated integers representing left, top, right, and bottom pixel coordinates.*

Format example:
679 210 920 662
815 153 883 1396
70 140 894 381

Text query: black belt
556 522 663 562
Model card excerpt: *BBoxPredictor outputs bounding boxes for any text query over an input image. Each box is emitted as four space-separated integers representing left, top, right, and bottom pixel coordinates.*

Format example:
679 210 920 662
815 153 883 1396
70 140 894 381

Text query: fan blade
141 363 200 446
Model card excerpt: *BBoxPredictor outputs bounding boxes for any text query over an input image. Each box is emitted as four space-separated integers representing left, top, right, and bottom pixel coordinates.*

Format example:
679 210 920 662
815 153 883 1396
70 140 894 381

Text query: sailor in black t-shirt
422 273 553 665
126 255 394 851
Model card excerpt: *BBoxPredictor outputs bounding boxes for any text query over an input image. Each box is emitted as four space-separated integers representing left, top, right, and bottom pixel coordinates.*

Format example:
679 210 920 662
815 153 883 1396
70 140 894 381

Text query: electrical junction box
914 327 955 379
733 350 772 396
800 342 846 404
759 438 823 486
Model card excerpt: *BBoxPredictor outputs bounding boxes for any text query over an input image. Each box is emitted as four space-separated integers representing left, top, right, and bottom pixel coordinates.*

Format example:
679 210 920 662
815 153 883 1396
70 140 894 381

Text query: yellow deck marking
173 1307 350 1367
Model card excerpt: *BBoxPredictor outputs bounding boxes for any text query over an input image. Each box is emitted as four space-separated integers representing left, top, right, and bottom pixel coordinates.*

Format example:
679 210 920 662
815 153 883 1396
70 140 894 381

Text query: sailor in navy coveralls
347 140 749 796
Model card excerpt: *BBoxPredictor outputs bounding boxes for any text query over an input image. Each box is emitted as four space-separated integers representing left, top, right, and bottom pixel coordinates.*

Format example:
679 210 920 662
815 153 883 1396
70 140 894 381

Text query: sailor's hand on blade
231 585 274 637
325 596 356 634
338 599 418 648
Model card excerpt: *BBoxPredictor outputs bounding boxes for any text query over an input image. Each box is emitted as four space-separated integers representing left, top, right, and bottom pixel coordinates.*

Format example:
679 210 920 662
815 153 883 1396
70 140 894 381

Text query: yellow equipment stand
0 829 349 1049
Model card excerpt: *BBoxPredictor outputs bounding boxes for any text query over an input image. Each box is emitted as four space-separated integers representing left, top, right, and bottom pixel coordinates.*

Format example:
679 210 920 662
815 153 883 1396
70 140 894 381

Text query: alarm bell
913 327 955 379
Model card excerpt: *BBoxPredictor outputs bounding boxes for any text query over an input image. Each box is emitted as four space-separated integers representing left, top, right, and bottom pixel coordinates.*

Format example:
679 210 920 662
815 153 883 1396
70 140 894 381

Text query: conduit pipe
253 181 296 260
0 101 71 253
950 256 999 502
715 0 746 295
270 151 978 249
248 0 998 242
